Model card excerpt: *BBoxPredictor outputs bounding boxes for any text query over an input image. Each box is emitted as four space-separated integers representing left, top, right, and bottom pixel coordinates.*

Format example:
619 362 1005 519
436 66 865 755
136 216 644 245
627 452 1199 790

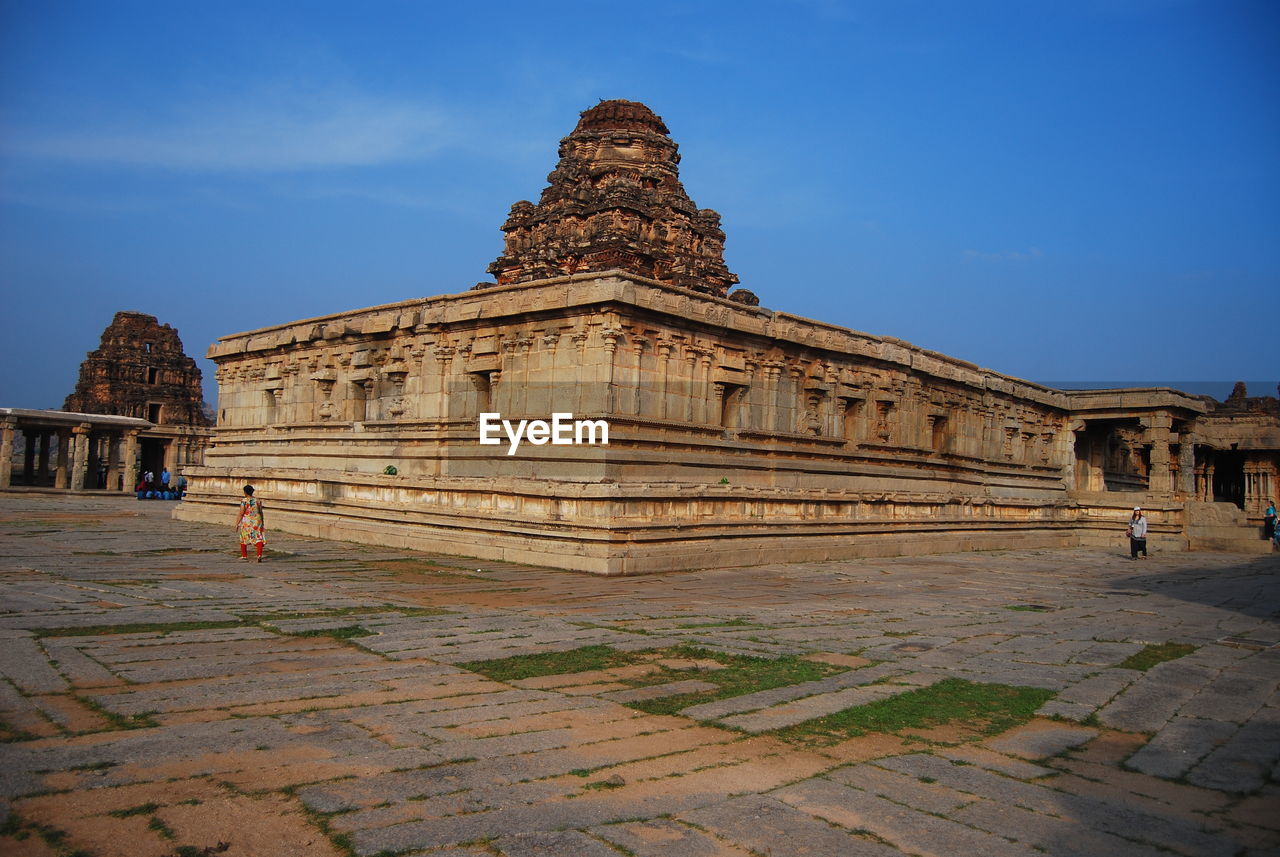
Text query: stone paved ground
1 495 1278 857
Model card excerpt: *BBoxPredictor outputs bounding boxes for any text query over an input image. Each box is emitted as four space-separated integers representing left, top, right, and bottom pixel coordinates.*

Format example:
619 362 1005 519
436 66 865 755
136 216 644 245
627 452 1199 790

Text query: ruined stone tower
486 99 742 298
65 311 210 426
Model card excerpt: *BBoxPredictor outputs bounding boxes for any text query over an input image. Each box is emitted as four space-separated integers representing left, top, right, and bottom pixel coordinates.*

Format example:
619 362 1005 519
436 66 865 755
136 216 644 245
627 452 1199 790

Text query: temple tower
486 99 743 298
65 311 210 427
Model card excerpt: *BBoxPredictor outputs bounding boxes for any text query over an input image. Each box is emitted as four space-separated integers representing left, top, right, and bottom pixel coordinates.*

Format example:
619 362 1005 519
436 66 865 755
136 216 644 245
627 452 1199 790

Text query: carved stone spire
64 311 210 426
485 99 740 296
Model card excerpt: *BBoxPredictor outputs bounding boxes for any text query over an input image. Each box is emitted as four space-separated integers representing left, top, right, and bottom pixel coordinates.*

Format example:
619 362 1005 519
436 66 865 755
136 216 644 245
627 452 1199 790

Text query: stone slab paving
717 681 928 733
985 721 1100 759
0 495 1277 857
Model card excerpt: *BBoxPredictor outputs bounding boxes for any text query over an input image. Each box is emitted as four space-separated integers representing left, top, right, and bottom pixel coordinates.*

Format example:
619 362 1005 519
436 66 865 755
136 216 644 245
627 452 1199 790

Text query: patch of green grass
35 621 245 638
128 712 160 729
68 760 116 772
675 618 753 629
775 678 1053 745
1117 643 1196 672
460 643 851 718
625 646 844 716
582 779 624 791
282 625 375 640
108 802 159 818
297 796 358 857
1 721 40 743
147 815 176 840
70 694 156 731
74 695 159 733
460 644 639 682
247 605 449 623
36 823 66 846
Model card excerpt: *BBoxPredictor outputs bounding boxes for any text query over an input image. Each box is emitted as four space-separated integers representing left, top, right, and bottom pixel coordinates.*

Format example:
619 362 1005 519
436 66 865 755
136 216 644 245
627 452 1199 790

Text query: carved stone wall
176 272 1106 573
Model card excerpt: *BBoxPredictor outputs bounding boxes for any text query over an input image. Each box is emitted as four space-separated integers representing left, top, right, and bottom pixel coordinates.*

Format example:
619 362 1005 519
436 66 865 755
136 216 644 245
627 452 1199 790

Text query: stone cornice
206 272 1071 410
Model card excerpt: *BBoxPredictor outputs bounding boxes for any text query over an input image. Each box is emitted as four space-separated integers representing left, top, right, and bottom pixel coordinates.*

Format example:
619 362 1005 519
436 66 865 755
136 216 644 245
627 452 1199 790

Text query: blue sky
2 0 1277 409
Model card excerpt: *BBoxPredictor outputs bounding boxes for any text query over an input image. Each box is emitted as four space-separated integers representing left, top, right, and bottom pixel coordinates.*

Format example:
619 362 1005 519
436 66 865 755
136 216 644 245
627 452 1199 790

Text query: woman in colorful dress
235 484 266 562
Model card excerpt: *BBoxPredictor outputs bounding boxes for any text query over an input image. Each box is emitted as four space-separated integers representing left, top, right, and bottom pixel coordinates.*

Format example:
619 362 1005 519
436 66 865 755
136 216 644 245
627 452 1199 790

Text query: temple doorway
1212 450 1245 508
139 438 168 486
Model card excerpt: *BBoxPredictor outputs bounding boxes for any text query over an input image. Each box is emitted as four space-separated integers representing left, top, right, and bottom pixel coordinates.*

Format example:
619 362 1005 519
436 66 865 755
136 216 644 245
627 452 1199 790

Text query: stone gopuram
173 100 1279 573
486 100 741 299
65 311 210 426
58 311 212 487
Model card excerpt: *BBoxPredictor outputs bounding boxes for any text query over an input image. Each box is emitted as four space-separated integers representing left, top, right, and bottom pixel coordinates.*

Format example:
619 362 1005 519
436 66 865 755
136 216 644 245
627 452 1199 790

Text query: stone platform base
175 494 1082 575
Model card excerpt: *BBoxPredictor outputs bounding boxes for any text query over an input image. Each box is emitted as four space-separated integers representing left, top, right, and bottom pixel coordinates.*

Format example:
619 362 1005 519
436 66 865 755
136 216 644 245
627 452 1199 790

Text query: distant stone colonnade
0 408 209 492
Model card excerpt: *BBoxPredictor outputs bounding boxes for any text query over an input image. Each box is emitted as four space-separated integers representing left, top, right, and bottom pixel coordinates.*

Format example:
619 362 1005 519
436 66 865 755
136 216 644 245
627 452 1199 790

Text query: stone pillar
54 430 71 489
105 434 121 491
1143 416 1173 496
0 417 15 488
1177 437 1195 497
122 430 140 493
71 424 91 492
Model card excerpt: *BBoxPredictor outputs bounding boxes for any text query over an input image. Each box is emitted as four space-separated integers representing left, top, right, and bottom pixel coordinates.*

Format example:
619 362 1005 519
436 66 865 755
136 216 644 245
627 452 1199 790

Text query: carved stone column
54 430 71 489
1142 415 1173 496
1177 436 1195 497
0 417 15 488
122 430 140 492
71 424 91 492
105 434 122 491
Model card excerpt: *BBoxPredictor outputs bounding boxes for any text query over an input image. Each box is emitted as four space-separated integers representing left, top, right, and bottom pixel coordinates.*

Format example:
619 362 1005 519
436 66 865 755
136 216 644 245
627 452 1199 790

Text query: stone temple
174 100 1280 573
2 312 212 491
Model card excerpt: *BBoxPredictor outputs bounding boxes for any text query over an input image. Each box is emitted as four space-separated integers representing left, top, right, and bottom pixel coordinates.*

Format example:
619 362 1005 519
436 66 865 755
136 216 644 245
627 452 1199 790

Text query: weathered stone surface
491 830 624 857
1126 717 1239 779
985 722 1099 760
678 794 904 857
1 498 1277 857
775 777 1043 857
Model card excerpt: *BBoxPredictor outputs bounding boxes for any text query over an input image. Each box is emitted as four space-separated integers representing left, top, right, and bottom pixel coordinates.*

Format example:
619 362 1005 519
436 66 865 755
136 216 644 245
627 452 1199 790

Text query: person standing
1126 507 1148 560
1264 500 1276 542
161 468 171 491
235 485 267 562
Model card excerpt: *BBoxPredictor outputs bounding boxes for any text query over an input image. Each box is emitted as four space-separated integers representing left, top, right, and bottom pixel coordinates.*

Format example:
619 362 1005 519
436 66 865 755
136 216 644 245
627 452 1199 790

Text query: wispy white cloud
2 87 455 172
962 246 1044 263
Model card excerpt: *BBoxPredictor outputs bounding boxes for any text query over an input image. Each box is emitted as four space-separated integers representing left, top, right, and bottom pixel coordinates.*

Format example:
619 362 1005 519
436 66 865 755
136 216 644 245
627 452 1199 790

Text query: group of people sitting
135 468 187 500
